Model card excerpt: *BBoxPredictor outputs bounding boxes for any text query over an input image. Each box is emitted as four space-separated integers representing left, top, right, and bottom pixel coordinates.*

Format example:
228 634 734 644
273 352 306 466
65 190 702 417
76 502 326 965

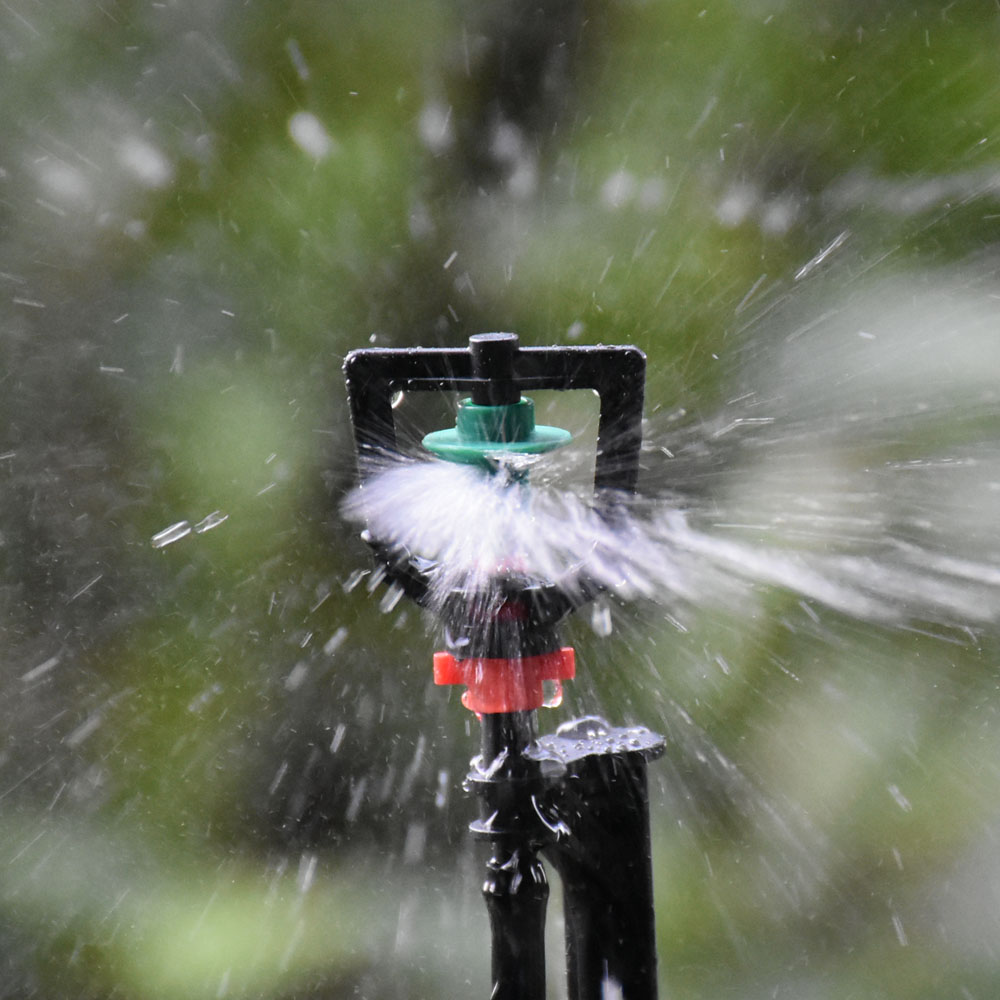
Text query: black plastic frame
343 338 646 494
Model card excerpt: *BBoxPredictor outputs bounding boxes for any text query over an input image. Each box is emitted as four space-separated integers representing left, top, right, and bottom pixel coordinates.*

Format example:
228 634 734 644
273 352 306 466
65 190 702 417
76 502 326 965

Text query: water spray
345 333 664 1000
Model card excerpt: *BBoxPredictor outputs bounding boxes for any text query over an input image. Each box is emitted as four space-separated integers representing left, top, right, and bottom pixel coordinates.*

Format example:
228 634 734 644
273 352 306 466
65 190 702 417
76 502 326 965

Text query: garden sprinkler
344 333 664 1000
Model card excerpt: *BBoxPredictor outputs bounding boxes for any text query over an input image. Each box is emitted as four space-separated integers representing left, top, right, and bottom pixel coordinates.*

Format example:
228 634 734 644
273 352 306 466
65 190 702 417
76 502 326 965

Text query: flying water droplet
590 601 613 637
379 583 404 613
288 111 337 160
403 822 427 864
284 662 309 691
887 784 913 812
297 852 318 894
194 510 228 534
151 520 191 549
434 770 449 809
342 568 368 592
20 656 59 683
323 627 348 656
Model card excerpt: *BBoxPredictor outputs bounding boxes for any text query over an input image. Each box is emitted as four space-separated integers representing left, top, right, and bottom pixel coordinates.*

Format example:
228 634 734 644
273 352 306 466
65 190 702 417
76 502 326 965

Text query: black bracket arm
343 335 646 495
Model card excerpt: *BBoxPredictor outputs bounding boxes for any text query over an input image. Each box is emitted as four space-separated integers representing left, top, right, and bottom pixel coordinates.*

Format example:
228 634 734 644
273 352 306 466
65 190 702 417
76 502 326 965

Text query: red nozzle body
433 648 576 714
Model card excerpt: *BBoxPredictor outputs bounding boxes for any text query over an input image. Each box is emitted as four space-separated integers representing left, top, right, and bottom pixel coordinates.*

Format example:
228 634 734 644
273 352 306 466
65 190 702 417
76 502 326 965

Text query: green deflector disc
423 398 571 467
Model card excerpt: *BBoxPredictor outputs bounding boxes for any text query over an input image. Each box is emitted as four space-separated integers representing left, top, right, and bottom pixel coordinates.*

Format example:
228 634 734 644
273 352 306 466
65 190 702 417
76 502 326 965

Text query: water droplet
418 101 455 155
403 822 427 864
323 627 348 656
379 583 404 613
21 656 59 683
887 783 912 812
268 761 289 796
542 679 563 708
601 169 636 210
288 111 337 160
342 568 368 592
330 723 347 753
65 713 103 747
194 510 228 534
151 520 191 549
434 770 449 809
284 662 309 691
118 136 173 189
590 601 613 637
297 852 317 893
601 976 625 1000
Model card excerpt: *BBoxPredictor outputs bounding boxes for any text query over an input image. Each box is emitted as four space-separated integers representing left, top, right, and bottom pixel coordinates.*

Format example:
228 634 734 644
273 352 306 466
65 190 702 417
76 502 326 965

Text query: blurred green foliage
2 1 1000 998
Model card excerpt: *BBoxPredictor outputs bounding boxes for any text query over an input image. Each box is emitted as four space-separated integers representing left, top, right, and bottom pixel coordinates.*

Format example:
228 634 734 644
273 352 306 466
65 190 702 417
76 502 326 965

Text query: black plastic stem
484 841 549 1000
469 332 521 405
482 710 537 763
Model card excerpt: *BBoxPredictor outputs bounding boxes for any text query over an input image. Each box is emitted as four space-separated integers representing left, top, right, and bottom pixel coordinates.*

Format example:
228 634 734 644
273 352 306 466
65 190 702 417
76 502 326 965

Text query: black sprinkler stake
344 333 664 1000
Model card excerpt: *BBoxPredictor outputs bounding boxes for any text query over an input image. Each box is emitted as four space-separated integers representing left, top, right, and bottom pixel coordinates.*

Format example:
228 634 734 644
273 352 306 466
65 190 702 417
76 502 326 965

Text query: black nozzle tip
469 332 520 406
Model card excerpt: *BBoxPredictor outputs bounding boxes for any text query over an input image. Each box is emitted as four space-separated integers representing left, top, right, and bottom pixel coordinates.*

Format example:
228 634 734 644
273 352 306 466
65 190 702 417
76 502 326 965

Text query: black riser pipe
546 755 658 1000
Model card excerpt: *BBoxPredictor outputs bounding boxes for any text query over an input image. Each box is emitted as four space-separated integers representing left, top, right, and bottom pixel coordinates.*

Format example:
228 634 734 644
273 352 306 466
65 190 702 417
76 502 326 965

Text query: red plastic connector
433 647 576 714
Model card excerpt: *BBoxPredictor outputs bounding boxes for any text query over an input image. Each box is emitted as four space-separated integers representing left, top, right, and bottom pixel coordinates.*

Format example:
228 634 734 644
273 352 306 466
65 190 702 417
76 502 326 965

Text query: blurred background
3 1 1000 997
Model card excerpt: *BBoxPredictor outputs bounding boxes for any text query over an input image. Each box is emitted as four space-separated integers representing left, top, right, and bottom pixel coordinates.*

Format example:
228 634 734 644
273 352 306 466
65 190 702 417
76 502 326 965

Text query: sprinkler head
344 334 663 1000
343 333 646 714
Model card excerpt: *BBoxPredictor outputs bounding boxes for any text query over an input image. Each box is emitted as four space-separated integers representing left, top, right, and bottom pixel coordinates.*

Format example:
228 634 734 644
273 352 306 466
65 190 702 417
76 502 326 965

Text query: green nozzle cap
423 397 571 468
